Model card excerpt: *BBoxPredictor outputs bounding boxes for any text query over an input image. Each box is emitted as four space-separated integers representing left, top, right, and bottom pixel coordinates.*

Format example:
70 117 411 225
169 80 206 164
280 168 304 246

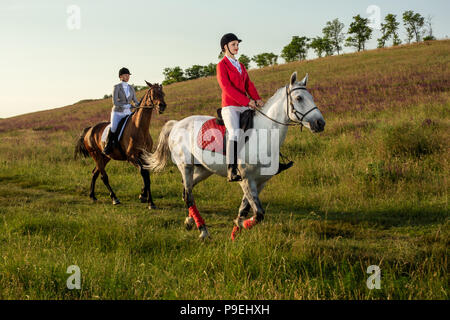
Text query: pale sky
1 0 448 118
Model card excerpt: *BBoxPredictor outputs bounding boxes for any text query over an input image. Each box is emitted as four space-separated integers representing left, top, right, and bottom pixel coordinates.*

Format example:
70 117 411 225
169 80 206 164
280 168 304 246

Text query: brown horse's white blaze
74 82 166 209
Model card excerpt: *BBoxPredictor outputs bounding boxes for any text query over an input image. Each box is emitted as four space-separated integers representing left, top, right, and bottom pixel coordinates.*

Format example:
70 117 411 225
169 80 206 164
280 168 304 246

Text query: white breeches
221 106 251 141
110 107 132 133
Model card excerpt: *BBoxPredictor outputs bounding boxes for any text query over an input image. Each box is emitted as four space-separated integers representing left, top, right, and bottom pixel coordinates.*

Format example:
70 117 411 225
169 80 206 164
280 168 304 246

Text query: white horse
143 72 325 240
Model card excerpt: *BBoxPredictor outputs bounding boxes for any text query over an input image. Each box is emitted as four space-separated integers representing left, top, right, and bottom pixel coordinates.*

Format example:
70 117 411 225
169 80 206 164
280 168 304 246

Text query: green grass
0 41 448 299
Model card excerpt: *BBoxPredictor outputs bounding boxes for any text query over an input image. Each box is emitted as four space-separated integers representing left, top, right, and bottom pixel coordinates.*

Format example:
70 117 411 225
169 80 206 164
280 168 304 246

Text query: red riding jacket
216 57 261 107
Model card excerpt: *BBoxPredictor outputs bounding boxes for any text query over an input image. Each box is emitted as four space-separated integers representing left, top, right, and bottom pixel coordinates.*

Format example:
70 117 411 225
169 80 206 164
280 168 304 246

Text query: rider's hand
248 100 257 109
256 99 264 107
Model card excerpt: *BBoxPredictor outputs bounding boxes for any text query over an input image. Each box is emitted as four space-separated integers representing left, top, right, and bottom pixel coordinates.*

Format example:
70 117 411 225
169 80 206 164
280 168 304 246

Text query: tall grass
0 41 448 299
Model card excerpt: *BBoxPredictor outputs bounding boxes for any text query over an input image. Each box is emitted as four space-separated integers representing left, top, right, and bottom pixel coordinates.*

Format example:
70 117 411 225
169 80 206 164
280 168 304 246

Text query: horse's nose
315 119 325 132
159 103 167 114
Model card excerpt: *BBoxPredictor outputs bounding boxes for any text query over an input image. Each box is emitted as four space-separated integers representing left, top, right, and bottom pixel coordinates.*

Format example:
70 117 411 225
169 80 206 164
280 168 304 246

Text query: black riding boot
275 160 294 175
103 128 116 155
227 140 242 182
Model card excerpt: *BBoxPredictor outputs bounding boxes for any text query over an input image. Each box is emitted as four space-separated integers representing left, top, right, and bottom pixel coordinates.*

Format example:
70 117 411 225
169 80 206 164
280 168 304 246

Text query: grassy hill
0 40 448 299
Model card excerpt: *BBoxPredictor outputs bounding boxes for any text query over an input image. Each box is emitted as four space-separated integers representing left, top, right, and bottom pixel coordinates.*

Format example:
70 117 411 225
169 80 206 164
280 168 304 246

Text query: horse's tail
74 126 91 160
143 120 177 172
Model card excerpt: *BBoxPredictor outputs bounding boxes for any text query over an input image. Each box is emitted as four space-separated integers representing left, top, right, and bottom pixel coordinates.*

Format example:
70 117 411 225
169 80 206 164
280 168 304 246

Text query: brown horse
74 81 166 209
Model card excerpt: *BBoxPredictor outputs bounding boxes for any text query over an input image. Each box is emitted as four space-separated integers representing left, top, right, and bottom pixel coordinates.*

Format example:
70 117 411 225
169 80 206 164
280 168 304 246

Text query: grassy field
0 41 448 299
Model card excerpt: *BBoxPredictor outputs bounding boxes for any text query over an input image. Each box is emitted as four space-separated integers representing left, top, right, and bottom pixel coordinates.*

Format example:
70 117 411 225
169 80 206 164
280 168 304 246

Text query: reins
133 91 156 110
132 105 154 110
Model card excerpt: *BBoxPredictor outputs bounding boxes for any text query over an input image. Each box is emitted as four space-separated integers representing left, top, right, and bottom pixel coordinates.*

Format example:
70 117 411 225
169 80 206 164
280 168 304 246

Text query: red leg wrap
231 226 240 241
188 205 205 228
243 217 258 230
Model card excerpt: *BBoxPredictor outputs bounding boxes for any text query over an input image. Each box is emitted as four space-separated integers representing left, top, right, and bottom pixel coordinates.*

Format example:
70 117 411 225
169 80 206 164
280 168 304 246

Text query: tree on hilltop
345 15 372 52
378 14 401 48
281 36 310 62
403 10 425 43
162 67 185 85
252 53 278 68
323 18 345 55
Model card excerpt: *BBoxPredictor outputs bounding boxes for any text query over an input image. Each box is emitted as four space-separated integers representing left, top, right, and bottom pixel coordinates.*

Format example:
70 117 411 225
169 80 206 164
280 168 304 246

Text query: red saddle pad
197 118 226 155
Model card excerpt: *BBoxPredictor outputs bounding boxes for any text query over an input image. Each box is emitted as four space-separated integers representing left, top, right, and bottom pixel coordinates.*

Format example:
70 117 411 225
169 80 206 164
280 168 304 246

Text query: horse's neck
254 87 290 145
133 107 153 132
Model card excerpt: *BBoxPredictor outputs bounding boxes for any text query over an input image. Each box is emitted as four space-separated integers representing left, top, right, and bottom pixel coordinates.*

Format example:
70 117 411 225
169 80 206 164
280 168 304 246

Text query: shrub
382 121 442 157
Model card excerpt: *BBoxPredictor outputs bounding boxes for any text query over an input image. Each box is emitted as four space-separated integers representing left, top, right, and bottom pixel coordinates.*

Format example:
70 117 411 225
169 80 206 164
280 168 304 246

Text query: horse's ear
290 72 297 87
300 73 309 86
145 80 153 87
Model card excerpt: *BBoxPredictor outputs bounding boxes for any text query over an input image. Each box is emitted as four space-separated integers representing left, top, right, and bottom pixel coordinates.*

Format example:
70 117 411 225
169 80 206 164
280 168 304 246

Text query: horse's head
287 72 325 133
142 80 167 114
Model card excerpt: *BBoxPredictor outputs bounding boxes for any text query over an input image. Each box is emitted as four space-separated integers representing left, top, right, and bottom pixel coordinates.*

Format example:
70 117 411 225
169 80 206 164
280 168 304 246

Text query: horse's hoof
199 226 211 240
139 195 148 203
148 204 157 210
113 199 121 205
185 217 195 231
90 196 98 202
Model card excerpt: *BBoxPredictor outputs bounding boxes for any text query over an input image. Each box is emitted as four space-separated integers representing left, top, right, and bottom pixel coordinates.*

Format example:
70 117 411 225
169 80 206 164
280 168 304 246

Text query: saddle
196 108 255 155
215 108 255 130
101 112 134 146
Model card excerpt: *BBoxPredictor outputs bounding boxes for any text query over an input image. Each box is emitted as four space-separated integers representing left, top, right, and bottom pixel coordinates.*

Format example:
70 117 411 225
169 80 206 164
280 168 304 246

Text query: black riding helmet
220 33 242 53
119 67 131 77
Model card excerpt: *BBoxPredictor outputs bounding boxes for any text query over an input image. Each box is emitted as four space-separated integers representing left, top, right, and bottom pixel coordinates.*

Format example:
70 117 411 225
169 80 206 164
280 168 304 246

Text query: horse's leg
231 195 252 240
139 166 157 210
193 165 213 187
138 165 149 203
98 156 120 205
147 171 157 210
231 181 267 240
134 154 156 209
234 178 265 230
181 164 210 239
184 165 212 231
89 167 100 201
183 165 211 201
239 181 267 218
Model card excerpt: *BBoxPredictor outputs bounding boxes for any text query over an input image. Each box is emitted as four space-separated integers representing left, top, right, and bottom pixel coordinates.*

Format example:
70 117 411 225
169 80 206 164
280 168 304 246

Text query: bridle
133 90 156 110
253 85 318 131
286 85 318 127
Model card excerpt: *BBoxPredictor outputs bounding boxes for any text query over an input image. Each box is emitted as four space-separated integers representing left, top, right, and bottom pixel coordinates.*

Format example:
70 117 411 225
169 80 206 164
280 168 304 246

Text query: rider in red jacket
217 33 264 182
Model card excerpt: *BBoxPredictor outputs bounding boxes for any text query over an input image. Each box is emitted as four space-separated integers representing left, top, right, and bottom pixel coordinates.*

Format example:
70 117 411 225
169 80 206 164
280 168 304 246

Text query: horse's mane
255 86 286 119
264 86 285 107
138 91 148 106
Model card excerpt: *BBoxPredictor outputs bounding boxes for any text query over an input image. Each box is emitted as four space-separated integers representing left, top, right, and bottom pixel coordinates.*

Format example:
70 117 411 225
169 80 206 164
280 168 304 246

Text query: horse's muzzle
311 119 325 132
158 104 167 114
